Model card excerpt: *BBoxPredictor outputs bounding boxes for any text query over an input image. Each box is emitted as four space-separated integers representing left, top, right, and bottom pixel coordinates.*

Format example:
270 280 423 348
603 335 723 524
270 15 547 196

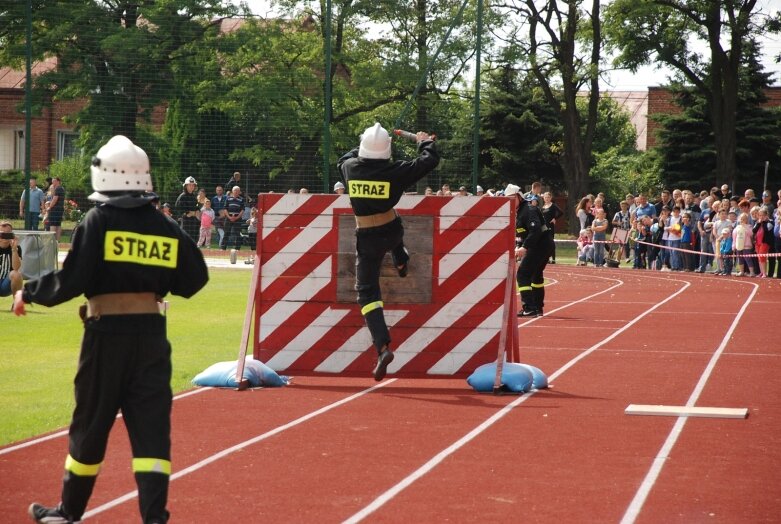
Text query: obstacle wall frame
251 193 519 378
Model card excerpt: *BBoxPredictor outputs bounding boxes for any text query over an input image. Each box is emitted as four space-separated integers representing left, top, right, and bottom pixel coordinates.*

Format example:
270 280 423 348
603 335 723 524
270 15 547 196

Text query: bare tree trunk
526 0 601 235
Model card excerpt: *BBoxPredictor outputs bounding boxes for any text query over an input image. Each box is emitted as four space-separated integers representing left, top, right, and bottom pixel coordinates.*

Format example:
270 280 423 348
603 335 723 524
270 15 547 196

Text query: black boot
373 348 394 381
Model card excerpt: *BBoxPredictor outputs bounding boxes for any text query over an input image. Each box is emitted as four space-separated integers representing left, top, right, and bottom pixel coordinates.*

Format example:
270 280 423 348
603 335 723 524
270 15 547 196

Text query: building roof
0 57 57 89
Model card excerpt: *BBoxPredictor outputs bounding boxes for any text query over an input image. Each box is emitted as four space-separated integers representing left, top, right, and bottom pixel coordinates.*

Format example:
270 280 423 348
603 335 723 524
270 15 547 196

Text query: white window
0 128 23 170
57 130 80 159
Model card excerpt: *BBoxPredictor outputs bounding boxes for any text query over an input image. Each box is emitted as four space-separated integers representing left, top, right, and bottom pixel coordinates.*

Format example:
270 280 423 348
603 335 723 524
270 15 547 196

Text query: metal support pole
322 0 333 193
23 0 33 230
471 0 483 192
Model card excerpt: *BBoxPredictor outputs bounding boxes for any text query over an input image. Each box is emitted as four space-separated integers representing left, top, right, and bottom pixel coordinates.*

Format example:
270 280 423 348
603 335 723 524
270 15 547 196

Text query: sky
229 0 781 91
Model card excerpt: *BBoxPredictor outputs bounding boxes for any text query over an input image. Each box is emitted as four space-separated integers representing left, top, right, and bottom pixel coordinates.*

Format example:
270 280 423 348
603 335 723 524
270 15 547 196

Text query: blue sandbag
192 358 290 388
467 362 534 393
517 363 549 389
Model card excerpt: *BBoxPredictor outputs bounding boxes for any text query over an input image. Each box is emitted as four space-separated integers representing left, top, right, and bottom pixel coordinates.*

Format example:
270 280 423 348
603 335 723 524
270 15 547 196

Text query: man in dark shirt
337 123 439 380
221 185 245 251
508 185 554 317
16 135 208 524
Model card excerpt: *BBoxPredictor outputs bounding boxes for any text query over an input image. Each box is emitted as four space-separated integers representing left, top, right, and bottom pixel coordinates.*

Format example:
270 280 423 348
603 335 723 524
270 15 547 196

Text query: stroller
606 228 629 268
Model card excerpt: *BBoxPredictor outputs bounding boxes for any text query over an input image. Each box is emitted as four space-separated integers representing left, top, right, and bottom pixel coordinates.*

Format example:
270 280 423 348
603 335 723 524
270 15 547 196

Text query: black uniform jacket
174 191 199 220
23 202 208 306
337 140 439 216
516 201 546 250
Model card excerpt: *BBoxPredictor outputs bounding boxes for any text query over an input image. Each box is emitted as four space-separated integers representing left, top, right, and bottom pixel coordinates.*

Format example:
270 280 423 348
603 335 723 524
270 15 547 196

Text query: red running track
1 267 780 523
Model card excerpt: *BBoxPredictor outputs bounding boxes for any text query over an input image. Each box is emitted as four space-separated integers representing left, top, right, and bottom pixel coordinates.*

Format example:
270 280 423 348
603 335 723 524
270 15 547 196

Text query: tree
479 62 564 191
604 0 781 190
495 0 604 234
0 1 236 156
653 44 781 191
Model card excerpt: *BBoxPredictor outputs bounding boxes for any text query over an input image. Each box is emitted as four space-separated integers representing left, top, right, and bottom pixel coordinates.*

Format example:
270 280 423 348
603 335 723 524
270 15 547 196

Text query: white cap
476 185 484 193
358 123 392 160
504 184 521 196
183 176 197 186
334 181 345 191
89 135 152 201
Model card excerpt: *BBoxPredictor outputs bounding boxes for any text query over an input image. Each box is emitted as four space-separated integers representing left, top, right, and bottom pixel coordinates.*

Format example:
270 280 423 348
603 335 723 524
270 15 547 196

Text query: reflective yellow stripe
348 180 390 199
518 286 532 292
531 282 545 288
132 458 171 475
360 301 383 315
65 455 101 476
104 231 179 268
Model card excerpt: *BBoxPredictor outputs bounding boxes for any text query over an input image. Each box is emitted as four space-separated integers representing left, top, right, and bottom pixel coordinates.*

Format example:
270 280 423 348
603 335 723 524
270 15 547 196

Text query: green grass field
0 268 252 446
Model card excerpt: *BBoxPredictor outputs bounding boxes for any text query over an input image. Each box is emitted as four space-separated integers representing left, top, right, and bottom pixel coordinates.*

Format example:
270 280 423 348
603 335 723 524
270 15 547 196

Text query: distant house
0 15 318 174
0 57 85 171
602 90 648 150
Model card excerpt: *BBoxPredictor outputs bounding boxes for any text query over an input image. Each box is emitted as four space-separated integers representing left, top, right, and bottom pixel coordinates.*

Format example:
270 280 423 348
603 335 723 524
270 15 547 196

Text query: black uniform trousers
180 216 200 244
222 216 243 250
355 218 409 353
517 235 554 313
63 314 172 523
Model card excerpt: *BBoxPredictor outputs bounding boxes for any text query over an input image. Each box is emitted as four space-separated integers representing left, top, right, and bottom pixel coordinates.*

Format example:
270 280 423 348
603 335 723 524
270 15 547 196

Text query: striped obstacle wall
252 193 519 378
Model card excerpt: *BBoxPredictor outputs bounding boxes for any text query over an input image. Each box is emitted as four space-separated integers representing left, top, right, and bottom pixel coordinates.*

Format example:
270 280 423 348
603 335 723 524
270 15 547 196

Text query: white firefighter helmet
358 123 392 160
89 136 152 202
504 184 521 196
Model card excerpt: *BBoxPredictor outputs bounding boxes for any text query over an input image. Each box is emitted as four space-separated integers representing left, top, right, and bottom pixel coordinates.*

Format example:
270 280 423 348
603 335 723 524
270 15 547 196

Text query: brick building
645 86 781 148
0 58 87 171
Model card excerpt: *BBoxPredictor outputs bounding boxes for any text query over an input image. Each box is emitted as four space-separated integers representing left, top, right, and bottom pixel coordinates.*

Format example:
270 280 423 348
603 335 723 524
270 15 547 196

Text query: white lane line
518 273 624 326
620 281 759 524
82 380 397 520
344 277 693 523
0 387 211 456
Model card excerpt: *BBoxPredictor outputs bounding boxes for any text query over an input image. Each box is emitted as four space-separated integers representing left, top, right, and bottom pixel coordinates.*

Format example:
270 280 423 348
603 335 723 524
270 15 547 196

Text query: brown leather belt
87 292 161 317
355 209 398 229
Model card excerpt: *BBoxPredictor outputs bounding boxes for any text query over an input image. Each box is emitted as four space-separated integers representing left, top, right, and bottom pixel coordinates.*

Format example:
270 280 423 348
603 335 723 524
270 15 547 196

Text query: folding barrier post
493 254 516 393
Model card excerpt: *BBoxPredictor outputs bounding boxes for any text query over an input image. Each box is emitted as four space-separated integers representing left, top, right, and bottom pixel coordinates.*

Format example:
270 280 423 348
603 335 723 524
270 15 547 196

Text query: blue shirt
21 187 46 213
225 195 244 216
634 203 656 220
211 194 227 214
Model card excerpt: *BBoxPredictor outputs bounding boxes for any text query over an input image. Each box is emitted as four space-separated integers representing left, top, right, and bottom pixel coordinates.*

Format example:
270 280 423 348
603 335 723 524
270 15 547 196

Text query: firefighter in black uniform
175 176 200 243
506 184 553 317
15 136 208 524
337 123 439 380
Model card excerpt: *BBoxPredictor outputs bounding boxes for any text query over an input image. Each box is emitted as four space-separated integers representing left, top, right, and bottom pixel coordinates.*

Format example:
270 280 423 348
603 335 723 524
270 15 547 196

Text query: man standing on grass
19 177 47 230
15 135 208 524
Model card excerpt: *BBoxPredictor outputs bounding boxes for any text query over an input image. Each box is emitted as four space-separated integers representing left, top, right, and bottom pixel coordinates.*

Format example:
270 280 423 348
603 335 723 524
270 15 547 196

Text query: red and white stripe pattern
253 194 517 377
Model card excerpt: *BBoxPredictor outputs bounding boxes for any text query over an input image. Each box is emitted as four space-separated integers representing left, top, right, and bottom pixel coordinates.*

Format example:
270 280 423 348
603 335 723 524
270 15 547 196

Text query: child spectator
577 229 594 266
718 228 733 276
665 206 683 270
633 216 652 269
752 207 773 277
591 208 608 267
680 212 694 271
613 200 632 262
732 212 755 276
196 199 215 248
651 208 669 270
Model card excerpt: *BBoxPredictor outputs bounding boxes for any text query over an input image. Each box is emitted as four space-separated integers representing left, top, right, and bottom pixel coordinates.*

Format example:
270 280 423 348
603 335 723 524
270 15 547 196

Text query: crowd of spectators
574 185 781 278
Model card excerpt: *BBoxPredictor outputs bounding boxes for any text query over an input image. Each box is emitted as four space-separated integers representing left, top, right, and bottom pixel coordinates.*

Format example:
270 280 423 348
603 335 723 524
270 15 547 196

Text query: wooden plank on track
625 404 749 419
